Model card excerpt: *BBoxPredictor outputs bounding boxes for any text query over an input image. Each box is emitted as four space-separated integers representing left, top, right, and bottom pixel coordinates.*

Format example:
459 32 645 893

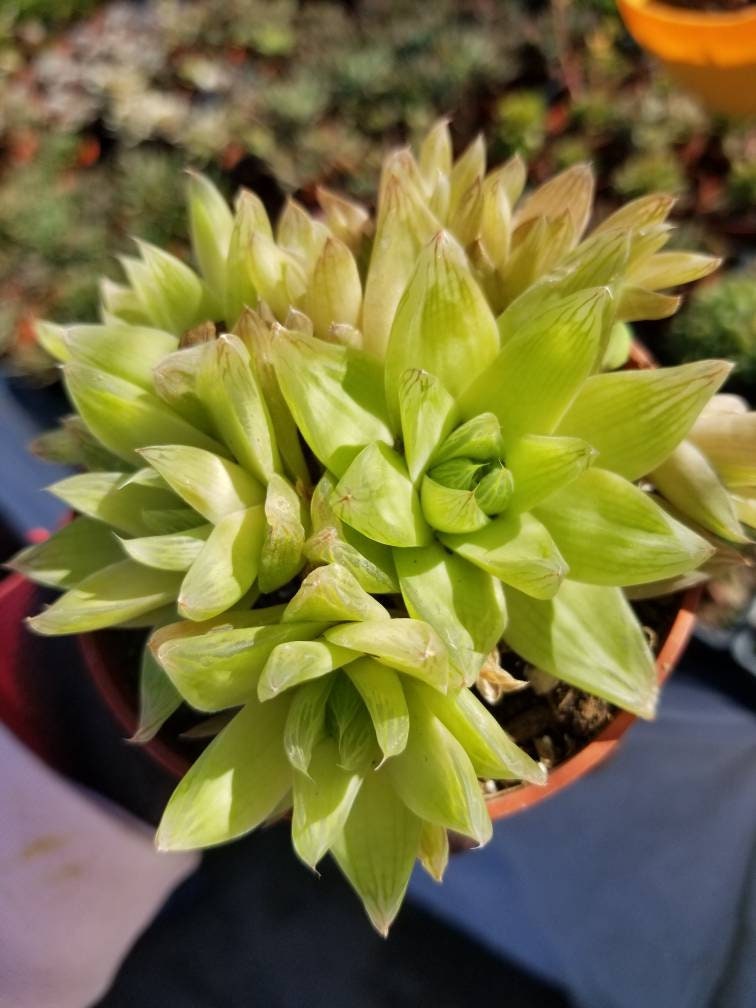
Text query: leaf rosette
16 122 752 933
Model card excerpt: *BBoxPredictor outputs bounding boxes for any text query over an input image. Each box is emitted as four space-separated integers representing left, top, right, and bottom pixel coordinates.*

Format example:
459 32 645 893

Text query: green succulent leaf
64 363 224 466
441 512 568 600
271 327 393 477
223 193 261 324
258 640 359 702
502 581 657 718
536 468 714 586
507 434 597 512
418 821 450 883
157 694 292 851
431 413 504 464
122 241 207 335
120 525 211 572
336 698 381 775
362 164 439 359
131 639 182 744
48 470 185 537
325 619 449 693
139 445 264 524
284 676 334 775
10 517 123 589
398 369 458 483
258 474 307 593
332 442 431 548
157 618 325 712
345 657 410 763
387 686 491 845
196 334 281 484
385 231 499 426
459 288 611 448
628 252 720 291
186 171 234 301
514 163 594 243
177 506 266 621
556 360 732 482
284 563 389 624
689 409 756 488
64 324 178 389
301 236 363 340
330 766 422 937
292 738 363 868
27 561 183 635
420 684 546 785
420 477 490 534
395 544 506 687
305 529 399 595
652 441 749 544
152 343 214 430
235 311 310 487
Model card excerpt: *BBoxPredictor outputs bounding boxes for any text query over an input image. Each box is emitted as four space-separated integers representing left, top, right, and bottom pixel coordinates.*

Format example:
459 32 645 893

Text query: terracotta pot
617 0 756 117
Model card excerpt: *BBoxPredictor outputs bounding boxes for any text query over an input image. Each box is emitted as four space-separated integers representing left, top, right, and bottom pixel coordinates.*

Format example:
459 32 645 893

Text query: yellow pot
617 0 756 117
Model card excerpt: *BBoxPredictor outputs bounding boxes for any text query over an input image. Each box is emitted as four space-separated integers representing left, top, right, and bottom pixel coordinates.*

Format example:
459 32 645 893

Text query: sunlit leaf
651 441 749 545
272 327 394 477
503 581 657 718
507 434 597 512
157 618 325 711
331 766 421 936
64 323 178 388
64 363 224 465
186 171 233 300
387 687 491 844
325 619 449 693
385 231 499 426
536 468 713 586
284 563 389 624
292 738 363 868
10 517 123 589
395 544 506 687
178 506 266 621
419 683 545 784
156 694 292 850
258 639 358 701
284 676 334 775
258 474 306 593
441 512 568 600
398 369 458 483
28 561 182 635
120 525 211 572
196 334 281 484
345 657 410 762
139 445 264 523
557 360 732 481
459 288 611 448
332 442 431 548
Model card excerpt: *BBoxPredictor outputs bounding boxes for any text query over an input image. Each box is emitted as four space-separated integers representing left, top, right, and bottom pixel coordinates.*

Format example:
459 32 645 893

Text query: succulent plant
14 122 752 933
667 268 756 398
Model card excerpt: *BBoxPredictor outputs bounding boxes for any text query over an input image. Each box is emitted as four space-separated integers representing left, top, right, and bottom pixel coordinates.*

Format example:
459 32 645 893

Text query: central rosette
420 413 512 533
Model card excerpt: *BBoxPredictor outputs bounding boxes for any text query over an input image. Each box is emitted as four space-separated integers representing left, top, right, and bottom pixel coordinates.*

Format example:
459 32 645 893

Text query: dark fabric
410 651 756 1008
95 821 570 1008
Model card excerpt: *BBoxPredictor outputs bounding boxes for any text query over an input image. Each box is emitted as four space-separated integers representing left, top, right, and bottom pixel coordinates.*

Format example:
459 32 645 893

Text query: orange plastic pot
617 0 756 117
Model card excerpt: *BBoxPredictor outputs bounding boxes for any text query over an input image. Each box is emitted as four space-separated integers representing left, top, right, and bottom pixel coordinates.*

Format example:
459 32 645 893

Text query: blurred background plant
0 0 754 384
